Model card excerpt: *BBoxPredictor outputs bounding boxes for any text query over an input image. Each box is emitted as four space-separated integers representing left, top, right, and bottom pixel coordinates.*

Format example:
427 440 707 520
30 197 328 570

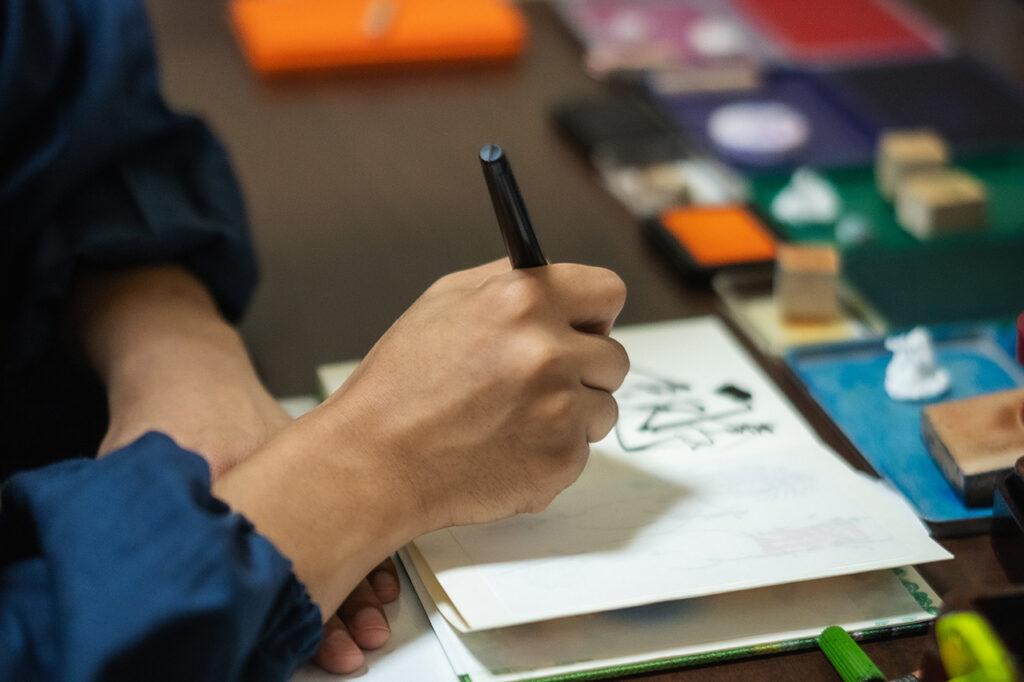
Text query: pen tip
480 144 504 163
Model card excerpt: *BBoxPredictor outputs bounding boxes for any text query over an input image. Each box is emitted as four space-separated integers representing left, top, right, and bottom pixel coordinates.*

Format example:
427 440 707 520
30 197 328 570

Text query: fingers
314 614 365 674
541 264 627 336
337 577 392 650
367 557 400 603
311 561 400 675
582 387 620 443
573 333 630 393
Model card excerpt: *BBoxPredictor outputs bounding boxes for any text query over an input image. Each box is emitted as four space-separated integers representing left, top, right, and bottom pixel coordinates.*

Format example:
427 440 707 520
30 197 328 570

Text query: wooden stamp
895 168 988 239
922 387 1024 507
773 243 840 322
876 128 949 200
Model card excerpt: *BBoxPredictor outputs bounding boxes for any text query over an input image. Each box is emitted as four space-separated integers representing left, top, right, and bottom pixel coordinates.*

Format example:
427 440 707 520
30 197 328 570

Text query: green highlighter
818 625 886 682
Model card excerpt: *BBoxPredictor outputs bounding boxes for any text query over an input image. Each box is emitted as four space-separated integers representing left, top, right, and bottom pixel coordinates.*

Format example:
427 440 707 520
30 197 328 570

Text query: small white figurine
883 327 950 401
770 167 841 225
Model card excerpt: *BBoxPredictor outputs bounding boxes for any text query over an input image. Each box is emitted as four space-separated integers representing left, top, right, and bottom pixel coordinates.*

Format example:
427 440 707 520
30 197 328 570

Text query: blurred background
146 0 1024 397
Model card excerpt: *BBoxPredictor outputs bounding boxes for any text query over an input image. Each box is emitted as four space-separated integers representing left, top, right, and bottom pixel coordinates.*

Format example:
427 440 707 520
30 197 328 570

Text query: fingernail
352 607 391 649
353 607 389 633
327 628 353 644
370 570 400 600
323 629 364 673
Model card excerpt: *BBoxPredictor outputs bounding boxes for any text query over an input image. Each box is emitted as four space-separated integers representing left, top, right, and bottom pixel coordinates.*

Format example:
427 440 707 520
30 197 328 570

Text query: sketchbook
408 317 950 632
401 547 939 682
314 316 949 679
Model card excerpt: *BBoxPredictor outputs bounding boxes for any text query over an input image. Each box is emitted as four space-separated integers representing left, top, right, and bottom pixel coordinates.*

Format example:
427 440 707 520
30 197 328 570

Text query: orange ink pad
647 205 778 280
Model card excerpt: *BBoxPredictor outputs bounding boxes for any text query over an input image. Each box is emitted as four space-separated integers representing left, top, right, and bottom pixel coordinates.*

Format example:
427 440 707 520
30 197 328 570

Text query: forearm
73 264 288 476
211 411 423 618
75 264 246 383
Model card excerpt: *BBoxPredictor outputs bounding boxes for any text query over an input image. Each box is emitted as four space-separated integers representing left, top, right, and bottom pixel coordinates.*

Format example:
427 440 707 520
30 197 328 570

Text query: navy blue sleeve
0 0 257 367
0 432 323 682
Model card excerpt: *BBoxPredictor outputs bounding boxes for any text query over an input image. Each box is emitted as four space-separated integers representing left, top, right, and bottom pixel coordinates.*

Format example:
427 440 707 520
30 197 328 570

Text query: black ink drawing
615 368 775 452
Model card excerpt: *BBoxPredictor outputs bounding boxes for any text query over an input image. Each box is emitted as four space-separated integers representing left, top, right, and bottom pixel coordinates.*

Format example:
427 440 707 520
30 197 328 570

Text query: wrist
317 383 442 538
212 412 424 615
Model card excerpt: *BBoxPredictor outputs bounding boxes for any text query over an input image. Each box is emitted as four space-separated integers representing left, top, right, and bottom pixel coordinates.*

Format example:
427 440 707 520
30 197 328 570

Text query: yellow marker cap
937 612 1018 682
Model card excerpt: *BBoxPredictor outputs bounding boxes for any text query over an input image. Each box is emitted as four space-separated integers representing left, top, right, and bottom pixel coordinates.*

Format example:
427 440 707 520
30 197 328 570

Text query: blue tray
786 324 1023 535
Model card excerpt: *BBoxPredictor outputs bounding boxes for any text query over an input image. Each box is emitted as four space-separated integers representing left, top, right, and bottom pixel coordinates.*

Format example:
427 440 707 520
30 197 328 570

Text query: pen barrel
480 146 547 269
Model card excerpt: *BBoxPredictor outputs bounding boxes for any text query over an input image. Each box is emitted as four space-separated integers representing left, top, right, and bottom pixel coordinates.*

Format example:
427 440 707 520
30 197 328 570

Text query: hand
314 558 401 674
214 259 629 620
323 259 630 530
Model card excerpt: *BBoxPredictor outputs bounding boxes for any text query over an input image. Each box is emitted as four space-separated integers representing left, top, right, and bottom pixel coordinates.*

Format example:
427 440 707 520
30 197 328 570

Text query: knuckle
428 270 459 293
535 389 577 427
524 444 588 514
521 335 570 379
596 267 627 302
493 277 546 322
578 265 627 309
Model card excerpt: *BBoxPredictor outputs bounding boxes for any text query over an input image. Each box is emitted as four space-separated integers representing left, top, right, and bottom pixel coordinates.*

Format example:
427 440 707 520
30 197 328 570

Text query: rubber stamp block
773 243 840 322
922 388 1024 507
876 129 949 200
895 168 987 239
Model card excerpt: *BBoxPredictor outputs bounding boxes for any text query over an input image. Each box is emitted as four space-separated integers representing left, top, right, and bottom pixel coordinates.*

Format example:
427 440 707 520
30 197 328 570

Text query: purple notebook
819 56 1024 152
651 69 875 173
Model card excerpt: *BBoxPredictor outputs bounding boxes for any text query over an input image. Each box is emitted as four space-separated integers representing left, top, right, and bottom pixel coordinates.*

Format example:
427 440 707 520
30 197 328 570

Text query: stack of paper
317 317 951 681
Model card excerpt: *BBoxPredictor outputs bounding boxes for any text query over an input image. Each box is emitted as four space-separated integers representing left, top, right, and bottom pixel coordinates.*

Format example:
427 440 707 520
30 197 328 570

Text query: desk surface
146 1 1023 679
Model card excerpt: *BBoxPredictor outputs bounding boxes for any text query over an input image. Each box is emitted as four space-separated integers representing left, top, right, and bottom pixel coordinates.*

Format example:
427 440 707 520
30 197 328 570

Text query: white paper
412 318 951 631
401 548 940 682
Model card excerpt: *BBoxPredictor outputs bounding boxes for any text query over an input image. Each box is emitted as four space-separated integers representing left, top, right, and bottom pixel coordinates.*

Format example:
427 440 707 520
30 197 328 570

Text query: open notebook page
411 317 951 631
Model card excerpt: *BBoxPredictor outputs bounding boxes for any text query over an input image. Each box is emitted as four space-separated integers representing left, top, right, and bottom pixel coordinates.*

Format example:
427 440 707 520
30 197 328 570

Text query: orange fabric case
230 0 527 74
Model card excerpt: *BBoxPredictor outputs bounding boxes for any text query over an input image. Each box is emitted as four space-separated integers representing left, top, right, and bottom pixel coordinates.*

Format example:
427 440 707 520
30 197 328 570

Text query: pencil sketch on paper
614 368 776 452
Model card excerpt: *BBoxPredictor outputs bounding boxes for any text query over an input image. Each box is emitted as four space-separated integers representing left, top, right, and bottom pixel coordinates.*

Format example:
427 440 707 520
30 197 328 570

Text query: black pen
479 144 547 268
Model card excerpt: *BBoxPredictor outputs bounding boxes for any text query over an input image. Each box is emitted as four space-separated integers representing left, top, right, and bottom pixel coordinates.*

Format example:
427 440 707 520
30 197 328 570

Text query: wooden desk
146 1 1023 679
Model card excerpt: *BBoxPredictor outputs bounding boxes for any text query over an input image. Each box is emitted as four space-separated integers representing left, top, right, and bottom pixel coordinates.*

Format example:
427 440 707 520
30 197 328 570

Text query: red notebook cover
730 0 942 62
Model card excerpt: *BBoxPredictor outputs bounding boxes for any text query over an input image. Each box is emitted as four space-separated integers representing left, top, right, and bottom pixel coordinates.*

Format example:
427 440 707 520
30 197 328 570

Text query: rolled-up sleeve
1 0 257 368
0 432 323 681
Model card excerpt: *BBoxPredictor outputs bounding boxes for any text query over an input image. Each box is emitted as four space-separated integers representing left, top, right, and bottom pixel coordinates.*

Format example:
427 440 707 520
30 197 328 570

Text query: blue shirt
1 1 324 678
0 433 322 681
1 0 258 475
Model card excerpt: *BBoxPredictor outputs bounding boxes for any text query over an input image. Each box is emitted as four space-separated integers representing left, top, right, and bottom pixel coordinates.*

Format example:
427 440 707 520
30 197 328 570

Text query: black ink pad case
992 456 1024 583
